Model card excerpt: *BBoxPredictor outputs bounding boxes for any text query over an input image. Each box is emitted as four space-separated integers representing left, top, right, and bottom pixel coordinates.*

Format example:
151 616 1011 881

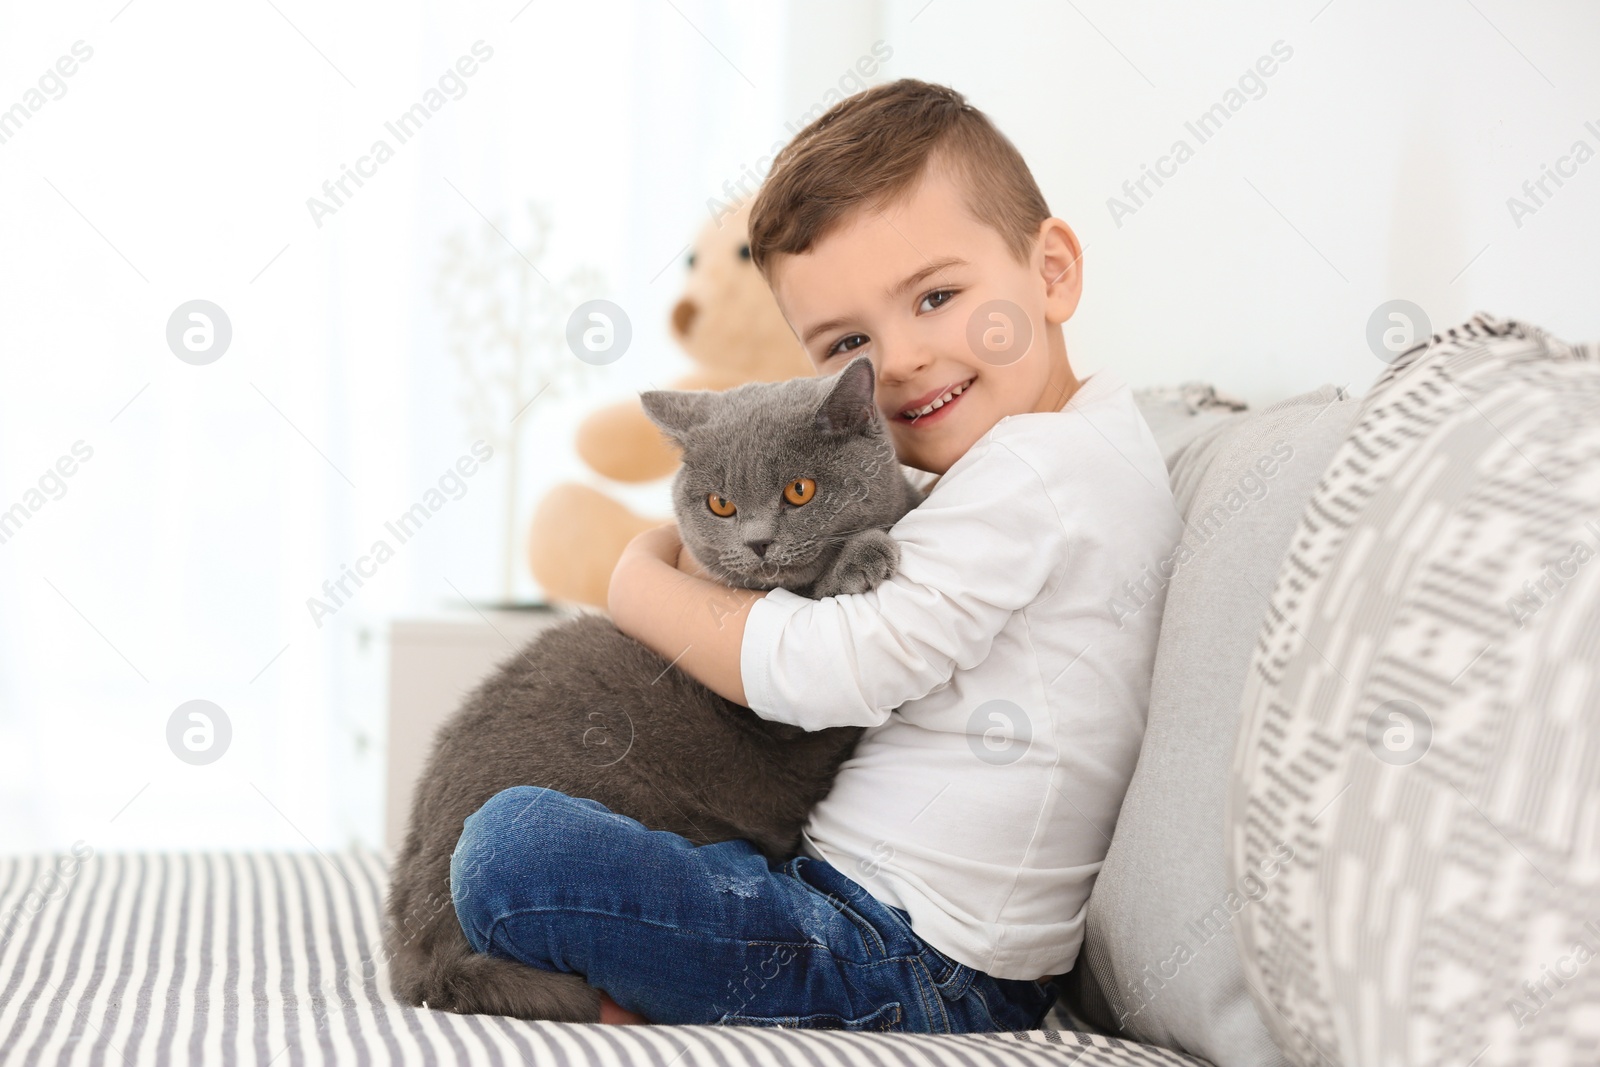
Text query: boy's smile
768 162 1083 475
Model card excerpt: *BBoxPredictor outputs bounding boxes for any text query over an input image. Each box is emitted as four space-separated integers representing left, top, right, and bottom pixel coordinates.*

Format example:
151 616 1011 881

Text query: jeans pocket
793 858 889 960
721 1000 904 1032
919 948 977 1001
873 905 976 1000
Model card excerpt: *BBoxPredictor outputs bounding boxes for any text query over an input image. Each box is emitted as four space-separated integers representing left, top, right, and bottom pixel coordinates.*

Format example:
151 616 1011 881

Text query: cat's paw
811 531 899 598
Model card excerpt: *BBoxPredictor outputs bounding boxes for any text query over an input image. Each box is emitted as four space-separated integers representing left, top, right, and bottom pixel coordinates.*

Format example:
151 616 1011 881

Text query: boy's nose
745 538 772 559
875 335 933 389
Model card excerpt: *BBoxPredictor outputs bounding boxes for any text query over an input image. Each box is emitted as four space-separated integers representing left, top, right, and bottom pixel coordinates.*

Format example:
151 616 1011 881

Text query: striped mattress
0 848 1209 1065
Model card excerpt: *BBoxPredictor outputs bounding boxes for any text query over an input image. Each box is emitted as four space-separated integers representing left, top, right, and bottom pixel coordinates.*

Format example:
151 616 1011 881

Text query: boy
450 79 1182 1032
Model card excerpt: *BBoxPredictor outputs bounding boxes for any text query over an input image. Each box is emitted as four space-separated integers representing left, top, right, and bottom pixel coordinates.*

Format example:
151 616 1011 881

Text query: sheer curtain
0 0 791 852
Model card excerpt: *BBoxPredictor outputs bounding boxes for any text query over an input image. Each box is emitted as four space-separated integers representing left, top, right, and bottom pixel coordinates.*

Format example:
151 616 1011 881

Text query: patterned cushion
1227 314 1600 1066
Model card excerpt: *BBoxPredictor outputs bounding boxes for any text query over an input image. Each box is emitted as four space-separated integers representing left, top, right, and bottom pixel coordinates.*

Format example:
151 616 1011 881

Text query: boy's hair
748 79 1050 280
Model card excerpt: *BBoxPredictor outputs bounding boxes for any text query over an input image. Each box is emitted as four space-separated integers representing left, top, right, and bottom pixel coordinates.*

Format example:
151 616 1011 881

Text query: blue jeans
449 785 1060 1032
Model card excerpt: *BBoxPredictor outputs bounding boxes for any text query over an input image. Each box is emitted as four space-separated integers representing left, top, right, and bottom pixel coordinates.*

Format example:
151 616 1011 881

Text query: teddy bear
528 200 815 608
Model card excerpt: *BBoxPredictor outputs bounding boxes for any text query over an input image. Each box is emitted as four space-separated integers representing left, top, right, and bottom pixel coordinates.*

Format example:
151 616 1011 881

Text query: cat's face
641 356 908 591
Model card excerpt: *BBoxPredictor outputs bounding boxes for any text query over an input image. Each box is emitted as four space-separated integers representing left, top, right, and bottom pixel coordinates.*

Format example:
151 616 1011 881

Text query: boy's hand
675 541 716 581
622 522 683 566
620 522 715 581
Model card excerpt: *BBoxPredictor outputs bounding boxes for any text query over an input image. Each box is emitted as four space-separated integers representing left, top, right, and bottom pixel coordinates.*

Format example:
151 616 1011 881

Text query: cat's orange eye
707 493 736 517
783 478 816 506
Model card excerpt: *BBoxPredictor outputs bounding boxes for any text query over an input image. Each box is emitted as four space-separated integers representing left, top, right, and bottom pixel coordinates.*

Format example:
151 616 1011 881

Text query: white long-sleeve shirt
740 370 1183 980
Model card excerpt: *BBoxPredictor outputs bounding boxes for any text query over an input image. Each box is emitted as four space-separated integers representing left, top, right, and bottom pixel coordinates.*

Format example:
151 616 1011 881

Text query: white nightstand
384 606 578 854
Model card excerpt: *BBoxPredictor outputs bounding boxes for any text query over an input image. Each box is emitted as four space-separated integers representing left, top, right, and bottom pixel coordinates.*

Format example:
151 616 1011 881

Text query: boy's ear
1038 217 1084 325
640 389 715 448
816 354 879 435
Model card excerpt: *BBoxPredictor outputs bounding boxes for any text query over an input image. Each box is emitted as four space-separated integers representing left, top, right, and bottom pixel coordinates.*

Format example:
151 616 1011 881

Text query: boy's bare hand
618 522 716 582
675 543 716 581
622 522 683 566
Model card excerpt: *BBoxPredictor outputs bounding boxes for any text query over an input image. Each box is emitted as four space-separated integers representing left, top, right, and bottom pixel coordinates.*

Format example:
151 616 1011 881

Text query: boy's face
768 164 1075 475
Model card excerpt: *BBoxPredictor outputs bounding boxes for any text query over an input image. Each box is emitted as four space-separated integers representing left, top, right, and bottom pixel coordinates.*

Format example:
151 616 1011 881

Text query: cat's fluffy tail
390 919 602 1022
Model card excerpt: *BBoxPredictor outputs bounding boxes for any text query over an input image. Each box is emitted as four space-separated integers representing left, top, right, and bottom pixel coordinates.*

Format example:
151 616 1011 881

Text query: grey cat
384 354 923 1022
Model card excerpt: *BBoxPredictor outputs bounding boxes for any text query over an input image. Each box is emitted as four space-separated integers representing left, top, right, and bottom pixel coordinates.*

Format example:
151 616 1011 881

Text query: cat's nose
745 538 772 559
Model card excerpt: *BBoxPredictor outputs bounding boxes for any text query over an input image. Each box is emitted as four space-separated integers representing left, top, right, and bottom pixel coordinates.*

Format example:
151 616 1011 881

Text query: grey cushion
1131 381 1251 472
1227 315 1600 1066
1064 383 1359 1066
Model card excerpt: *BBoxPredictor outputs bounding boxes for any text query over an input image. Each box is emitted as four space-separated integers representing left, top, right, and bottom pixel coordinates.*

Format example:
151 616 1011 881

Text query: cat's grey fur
384 355 923 1021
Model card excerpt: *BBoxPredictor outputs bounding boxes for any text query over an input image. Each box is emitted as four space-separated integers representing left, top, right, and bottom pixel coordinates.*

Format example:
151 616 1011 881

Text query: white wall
865 0 1600 405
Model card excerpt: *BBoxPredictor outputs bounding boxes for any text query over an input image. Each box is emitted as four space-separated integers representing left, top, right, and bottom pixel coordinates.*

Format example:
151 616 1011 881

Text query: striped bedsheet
0 849 1209 1065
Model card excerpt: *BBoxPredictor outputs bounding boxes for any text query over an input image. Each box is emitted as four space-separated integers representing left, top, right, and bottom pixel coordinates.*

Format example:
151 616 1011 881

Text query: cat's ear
816 355 879 436
640 390 714 448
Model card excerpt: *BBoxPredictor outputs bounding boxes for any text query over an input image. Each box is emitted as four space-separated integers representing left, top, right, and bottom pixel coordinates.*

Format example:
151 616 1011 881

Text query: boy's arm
613 442 1071 732
608 522 759 708
741 443 1072 729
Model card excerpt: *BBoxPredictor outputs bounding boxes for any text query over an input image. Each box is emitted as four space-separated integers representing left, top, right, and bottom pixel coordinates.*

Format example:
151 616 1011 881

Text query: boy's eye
919 289 956 312
826 334 869 358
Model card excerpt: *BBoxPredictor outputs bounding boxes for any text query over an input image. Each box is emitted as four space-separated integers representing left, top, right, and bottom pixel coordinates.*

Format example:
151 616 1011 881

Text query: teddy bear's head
670 199 814 382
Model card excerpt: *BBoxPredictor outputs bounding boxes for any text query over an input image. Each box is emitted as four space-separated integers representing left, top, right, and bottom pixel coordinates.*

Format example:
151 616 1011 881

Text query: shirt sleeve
739 438 1071 731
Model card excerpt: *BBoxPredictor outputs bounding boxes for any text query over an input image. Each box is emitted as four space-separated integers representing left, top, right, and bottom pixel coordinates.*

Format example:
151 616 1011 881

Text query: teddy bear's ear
815 354 879 436
640 390 713 448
